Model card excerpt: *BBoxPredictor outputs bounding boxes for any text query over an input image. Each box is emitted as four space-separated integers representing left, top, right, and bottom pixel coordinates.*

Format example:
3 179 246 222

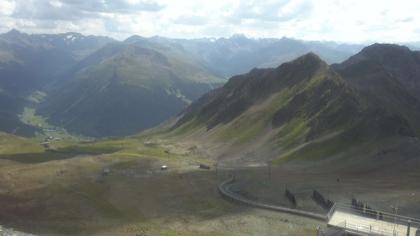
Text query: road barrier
218 176 327 221
285 188 297 207
327 203 420 236
313 190 334 210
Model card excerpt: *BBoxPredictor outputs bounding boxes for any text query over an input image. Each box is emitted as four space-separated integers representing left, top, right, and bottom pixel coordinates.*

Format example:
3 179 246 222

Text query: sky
0 0 419 43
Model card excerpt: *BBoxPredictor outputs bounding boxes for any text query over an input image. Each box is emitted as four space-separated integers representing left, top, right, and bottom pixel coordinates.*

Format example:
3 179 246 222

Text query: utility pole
407 219 411 236
391 204 399 233
266 161 271 182
215 163 218 179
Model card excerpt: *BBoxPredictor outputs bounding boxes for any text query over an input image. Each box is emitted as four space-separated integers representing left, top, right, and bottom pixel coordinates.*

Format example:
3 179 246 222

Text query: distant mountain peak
6 28 21 34
362 43 410 52
230 33 247 39
278 52 327 73
175 51 336 131
358 43 412 59
124 35 148 44
3 29 26 38
335 43 419 71
63 32 83 37
295 52 323 63
229 33 253 44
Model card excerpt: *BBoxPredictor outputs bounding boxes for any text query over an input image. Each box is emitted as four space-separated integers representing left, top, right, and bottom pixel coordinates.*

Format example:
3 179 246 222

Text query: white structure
327 204 420 236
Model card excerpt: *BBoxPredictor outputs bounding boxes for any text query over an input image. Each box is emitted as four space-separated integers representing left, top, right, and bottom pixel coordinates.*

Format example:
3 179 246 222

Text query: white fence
328 204 420 236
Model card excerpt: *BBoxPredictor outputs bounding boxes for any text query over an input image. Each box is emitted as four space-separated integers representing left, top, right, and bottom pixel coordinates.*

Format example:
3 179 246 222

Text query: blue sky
0 0 419 43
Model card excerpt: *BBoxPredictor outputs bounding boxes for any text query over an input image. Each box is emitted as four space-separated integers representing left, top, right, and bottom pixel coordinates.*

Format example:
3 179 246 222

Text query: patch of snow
65 34 78 42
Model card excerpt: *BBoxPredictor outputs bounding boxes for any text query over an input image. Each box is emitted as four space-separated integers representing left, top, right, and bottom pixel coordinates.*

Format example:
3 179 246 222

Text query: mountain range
169 44 420 167
0 29 365 137
0 30 113 136
125 34 364 78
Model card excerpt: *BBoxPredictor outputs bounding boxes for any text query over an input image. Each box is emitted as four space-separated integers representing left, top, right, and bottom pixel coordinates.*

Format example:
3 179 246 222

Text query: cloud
396 17 414 23
0 0 15 16
0 0 420 43
173 15 209 26
59 0 165 14
10 0 164 22
228 0 313 23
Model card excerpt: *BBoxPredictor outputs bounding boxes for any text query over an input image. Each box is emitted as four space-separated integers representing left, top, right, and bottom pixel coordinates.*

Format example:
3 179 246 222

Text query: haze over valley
1 0 420 235
0 29 365 137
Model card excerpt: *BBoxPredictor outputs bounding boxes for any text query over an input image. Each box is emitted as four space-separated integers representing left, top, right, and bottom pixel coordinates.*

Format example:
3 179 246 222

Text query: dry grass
0 137 323 235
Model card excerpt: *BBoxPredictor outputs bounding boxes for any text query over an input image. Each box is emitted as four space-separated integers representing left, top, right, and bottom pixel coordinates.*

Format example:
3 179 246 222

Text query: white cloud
1 0 420 43
0 0 15 16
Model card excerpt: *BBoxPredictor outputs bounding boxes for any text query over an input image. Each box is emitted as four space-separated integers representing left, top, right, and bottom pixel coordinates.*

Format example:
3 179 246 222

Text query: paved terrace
217 176 420 236
327 205 420 236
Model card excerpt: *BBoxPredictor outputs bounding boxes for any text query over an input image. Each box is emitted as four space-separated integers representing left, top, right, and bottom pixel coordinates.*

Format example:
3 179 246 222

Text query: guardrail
332 203 420 228
327 203 420 236
217 176 328 221
335 220 397 236
327 203 337 221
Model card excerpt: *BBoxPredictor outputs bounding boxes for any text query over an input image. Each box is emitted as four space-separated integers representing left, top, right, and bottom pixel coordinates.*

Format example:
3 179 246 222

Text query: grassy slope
0 133 321 236
168 60 337 154
0 132 43 154
38 44 225 137
0 89 39 136
167 60 418 169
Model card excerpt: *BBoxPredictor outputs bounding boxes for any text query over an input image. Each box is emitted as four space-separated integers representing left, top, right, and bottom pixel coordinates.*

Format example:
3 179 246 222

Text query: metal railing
218 176 328 221
336 220 402 236
332 203 420 227
328 203 420 236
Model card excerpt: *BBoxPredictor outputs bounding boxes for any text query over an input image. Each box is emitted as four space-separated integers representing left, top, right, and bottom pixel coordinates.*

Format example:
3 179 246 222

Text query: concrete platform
328 210 419 236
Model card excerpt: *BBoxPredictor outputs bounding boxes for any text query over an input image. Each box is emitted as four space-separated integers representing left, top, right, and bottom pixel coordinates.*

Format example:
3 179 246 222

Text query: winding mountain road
218 176 328 221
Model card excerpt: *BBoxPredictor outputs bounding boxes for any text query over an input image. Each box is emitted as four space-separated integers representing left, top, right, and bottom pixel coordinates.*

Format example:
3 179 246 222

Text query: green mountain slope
0 29 114 94
0 90 39 136
0 30 363 137
0 30 114 135
38 43 225 137
168 49 419 166
333 44 420 135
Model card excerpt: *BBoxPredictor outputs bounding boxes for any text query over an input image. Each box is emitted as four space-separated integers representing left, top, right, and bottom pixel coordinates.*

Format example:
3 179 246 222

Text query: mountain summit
334 43 420 99
176 52 329 129
170 46 419 166
333 43 420 135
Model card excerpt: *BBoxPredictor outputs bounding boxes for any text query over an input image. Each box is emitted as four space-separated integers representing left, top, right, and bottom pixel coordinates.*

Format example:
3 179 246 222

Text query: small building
102 168 110 176
40 141 50 149
143 140 157 147
199 164 210 170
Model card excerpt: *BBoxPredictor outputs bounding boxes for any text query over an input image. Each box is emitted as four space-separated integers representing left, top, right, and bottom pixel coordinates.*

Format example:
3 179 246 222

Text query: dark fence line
351 197 382 220
312 190 334 210
285 188 297 207
218 177 327 221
